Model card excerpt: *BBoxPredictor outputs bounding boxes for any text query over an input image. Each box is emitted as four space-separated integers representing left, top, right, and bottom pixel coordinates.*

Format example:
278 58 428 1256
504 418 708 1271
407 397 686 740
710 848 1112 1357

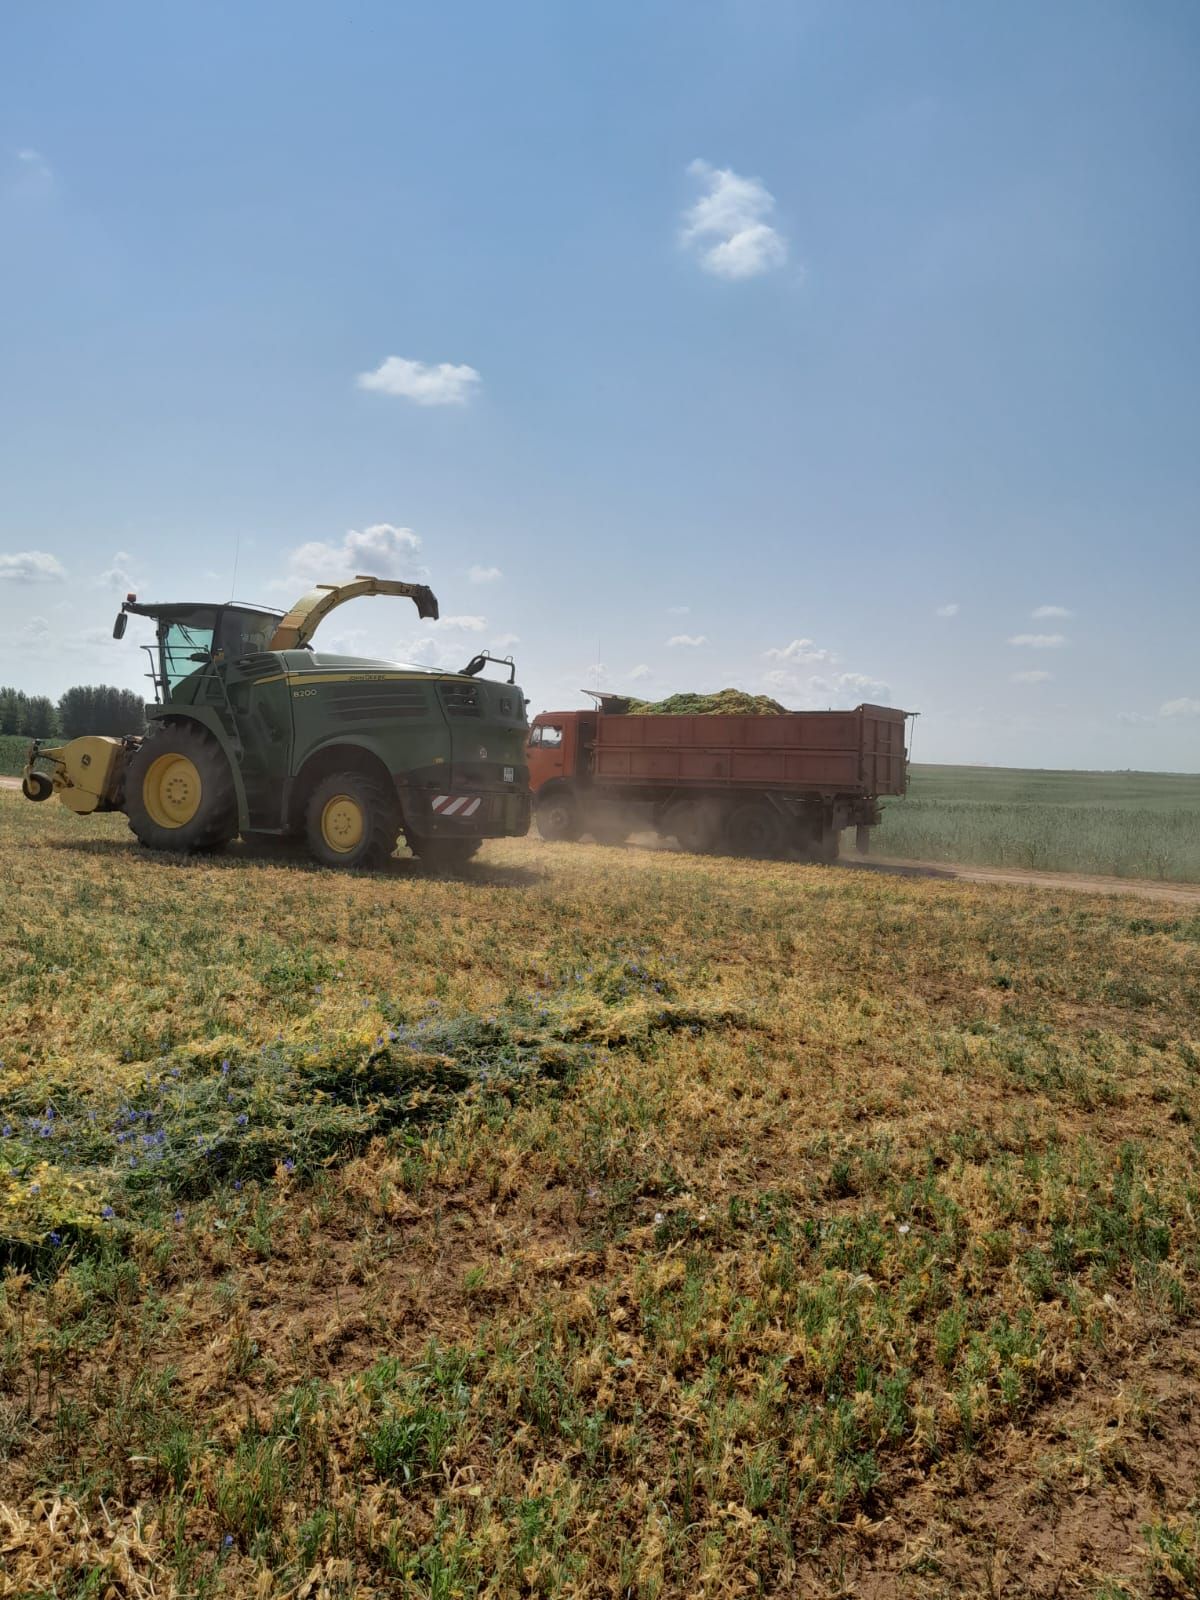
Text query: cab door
222 656 295 828
527 717 570 794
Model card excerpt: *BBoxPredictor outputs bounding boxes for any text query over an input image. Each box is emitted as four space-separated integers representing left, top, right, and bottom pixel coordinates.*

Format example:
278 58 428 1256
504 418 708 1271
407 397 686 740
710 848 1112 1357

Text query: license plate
503 766 514 783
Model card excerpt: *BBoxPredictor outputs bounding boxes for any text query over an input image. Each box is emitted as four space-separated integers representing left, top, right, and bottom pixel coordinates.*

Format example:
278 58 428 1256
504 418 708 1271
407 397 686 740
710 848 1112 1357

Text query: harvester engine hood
267 575 439 651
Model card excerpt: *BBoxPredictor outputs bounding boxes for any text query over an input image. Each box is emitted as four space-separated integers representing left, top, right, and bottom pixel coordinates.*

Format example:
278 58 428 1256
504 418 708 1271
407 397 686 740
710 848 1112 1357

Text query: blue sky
2 0 1197 769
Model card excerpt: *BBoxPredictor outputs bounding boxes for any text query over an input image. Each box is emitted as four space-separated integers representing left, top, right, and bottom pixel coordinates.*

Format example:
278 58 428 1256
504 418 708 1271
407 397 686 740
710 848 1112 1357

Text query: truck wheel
665 799 720 854
408 836 481 872
125 723 237 853
536 792 581 842
304 771 400 870
726 802 783 858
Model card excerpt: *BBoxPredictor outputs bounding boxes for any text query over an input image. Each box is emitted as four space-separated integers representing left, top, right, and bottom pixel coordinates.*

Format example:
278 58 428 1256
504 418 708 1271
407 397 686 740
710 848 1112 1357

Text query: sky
1 0 1198 770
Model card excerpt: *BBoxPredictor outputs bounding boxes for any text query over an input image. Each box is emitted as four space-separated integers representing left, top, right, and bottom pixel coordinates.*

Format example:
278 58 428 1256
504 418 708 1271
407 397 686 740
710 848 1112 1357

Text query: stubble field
1 791 1199 1599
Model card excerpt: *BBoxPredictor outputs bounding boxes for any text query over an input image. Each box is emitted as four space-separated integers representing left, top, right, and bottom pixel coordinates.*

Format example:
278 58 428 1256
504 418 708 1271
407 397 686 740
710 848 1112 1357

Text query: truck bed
591 704 908 796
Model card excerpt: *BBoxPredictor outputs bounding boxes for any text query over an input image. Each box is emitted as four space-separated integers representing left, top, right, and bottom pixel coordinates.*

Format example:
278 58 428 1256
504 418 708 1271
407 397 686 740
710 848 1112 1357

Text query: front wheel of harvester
535 791 581 842
125 723 237 853
304 771 400 870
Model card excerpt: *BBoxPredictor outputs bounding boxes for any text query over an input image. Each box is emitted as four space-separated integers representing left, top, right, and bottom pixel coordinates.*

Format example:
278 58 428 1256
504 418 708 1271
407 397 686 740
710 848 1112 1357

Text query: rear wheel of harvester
725 801 783 858
125 723 237 853
304 771 400 870
536 791 581 842
665 798 721 854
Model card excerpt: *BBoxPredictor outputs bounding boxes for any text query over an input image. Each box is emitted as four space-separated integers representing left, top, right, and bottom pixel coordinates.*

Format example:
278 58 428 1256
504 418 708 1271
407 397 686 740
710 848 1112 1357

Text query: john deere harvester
22 576 531 869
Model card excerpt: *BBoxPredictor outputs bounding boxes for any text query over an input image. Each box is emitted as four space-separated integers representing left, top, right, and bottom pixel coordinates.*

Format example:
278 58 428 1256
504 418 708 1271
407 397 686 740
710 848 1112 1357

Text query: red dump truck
527 698 910 859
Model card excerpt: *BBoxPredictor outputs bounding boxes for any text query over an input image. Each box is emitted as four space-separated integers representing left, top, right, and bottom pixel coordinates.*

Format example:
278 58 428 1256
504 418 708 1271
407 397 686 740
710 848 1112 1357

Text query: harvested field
1 789 1199 1598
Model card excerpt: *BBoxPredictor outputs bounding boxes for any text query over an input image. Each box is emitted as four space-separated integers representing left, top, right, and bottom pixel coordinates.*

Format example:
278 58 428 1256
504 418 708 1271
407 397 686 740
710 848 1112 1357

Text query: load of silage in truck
21 576 531 870
528 688 911 859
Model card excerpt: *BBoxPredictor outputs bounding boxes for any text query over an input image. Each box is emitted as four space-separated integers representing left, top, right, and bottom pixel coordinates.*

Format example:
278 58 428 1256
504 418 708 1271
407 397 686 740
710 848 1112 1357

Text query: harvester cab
23 574 531 869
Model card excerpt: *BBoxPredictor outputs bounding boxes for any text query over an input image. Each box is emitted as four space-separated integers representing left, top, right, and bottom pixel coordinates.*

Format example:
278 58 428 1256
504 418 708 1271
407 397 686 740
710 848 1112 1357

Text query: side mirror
188 651 212 664
112 612 128 640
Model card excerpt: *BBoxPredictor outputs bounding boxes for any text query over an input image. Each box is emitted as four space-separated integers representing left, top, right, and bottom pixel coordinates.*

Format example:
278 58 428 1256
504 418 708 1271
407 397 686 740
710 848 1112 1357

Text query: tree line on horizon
0 685 147 740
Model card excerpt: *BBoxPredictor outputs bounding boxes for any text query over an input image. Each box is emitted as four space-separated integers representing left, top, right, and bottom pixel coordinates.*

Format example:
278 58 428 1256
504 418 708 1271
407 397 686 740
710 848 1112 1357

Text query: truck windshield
531 725 563 747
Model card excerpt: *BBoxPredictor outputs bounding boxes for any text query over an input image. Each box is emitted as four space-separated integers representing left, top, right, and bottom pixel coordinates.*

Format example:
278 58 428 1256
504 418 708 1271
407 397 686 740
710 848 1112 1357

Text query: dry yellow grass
1 791 1198 1598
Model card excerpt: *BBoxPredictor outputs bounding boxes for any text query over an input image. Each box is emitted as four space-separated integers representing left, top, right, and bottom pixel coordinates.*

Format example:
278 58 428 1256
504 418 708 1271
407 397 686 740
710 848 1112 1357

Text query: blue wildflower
101 1205 115 1220
174 1209 184 1224
236 1113 248 1127
49 1232 62 1247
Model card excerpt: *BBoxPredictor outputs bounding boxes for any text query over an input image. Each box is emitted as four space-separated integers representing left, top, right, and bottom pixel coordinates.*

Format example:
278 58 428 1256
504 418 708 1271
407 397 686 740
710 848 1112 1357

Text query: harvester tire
304 770 400 870
125 723 237 854
535 791 581 842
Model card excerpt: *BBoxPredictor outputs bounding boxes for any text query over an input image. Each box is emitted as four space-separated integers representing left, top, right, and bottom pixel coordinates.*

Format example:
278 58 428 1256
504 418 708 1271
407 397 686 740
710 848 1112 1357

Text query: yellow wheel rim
143 753 202 829
320 795 365 853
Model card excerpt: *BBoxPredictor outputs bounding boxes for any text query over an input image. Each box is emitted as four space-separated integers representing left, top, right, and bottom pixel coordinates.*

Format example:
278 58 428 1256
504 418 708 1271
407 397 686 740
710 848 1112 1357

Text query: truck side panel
591 706 907 797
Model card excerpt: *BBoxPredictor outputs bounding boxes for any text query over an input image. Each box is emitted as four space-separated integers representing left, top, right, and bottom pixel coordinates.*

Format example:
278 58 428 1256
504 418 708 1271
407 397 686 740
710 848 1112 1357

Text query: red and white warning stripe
431 794 481 818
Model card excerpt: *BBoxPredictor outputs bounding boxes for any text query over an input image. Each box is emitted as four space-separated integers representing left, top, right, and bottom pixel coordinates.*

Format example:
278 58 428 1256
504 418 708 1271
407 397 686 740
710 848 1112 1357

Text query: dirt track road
841 853 1200 907
2 778 1196 904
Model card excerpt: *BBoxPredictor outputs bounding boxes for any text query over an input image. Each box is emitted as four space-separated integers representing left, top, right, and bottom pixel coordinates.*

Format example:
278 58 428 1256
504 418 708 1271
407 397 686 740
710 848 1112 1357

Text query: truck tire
536 791 581 842
304 771 400 870
407 835 481 872
125 723 237 854
665 799 721 854
726 801 783 858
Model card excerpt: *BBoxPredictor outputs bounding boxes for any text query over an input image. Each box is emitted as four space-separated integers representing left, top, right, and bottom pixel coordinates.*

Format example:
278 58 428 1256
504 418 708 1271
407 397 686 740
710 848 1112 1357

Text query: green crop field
874 763 1200 883
2 791 1199 1598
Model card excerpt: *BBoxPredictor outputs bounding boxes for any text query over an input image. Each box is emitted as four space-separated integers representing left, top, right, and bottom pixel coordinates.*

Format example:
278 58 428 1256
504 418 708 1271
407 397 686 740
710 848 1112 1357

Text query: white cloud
467 564 502 584
392 635 463 670
1011 669 1053 684
436 615 487 632
666 604 690 615
1116 711 1155 726
1031 604 1072 619
936 603 959 618
357 356 481 406
1008 633 1065 649
681 160 787 280
19 615 51 646
97 551 138 591
489 632 519 650
282 523 424 590
0 550 66 583
667 634 707 648
13 147 52 185
1160 697 1200 719
628 664 651 681
831 671 890 699
764 638 834 664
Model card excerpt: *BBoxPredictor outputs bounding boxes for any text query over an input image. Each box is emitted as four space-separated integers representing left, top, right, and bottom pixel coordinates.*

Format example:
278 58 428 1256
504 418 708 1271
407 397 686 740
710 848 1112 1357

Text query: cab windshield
161 617 216 692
